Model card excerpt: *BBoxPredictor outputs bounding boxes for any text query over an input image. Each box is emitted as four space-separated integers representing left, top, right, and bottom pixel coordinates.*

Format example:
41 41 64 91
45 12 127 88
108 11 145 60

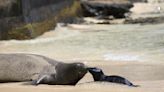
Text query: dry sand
0 61 164 92
1 2 164 90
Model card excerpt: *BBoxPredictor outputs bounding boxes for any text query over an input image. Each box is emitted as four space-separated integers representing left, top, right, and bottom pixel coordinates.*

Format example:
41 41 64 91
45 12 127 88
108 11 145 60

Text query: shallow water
0 23 164 62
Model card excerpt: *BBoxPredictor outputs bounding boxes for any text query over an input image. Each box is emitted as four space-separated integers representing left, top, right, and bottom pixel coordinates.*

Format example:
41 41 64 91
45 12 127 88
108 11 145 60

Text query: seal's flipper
124 78 140 87
130 84 140 87
31 80 39 86
32 75 49 85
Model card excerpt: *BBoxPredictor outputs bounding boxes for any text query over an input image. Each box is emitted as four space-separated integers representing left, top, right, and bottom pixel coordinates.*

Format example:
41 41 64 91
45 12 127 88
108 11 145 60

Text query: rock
0 0 22 18
0 0 82 40
81 0 133 18
130 0 147 3
125 16 164 24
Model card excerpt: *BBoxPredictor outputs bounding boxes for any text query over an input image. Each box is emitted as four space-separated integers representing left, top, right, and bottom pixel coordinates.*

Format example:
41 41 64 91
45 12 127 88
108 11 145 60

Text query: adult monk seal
87 67 138 87
0 53 87 85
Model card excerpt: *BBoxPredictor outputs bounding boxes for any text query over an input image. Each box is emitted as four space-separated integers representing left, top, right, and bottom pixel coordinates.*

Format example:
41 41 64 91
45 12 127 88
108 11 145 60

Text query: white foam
103 53 141 61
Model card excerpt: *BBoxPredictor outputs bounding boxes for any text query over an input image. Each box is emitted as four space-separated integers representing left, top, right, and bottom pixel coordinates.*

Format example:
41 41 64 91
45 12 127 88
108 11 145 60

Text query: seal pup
0 53 87 85
87 67 138 87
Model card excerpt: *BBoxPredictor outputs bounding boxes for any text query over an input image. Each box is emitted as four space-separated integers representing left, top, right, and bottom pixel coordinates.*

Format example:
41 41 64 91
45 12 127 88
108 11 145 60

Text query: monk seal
0 53 87 85
87 67 138 87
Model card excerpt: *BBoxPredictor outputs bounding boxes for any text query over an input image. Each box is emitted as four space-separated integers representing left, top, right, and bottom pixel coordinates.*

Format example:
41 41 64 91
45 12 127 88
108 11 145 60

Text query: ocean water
0 23 164 62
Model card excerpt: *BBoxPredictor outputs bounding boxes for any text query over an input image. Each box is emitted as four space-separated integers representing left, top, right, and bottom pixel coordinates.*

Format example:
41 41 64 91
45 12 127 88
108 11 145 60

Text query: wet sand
0 23 164 92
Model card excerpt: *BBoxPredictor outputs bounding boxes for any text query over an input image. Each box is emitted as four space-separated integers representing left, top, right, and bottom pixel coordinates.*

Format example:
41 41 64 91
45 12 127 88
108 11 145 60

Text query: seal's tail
131 84 140 87
129 83 140 87
125 80 140 87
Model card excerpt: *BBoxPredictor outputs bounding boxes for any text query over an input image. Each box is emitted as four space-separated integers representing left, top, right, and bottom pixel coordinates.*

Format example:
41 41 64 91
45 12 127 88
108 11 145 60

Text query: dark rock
0 0 22 18
130 0 147 3
0 0 82 40
125 16 164 24
81 0 134 18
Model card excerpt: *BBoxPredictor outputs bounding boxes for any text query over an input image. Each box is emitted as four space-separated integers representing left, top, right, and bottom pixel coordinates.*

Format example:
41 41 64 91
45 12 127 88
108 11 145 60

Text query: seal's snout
86 67 95 72
87 67 96 70
87 67 101 72
75 63 88 74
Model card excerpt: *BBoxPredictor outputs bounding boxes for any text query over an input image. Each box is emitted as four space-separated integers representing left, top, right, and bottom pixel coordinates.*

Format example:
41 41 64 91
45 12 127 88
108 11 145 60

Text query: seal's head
87 67 104 81
33 62 87 85
55 62 88 85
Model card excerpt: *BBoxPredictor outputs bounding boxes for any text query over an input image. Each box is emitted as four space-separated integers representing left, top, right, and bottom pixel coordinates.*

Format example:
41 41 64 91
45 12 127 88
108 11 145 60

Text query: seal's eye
77 63 82 67
76 63 85 70
78 71 82 75
75 63 87 75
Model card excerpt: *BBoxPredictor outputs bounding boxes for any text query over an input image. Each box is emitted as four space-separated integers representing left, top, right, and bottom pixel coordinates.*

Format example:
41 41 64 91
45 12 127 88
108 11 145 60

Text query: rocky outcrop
125 16 164 24
81 0 133 18
0 0 82 40
0 0 22 18
22 0 78 23
130 0 147 2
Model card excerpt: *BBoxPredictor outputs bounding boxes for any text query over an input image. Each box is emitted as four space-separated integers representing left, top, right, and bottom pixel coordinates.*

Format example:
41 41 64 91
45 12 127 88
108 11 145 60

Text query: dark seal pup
87 67 138 87
0 53 87 85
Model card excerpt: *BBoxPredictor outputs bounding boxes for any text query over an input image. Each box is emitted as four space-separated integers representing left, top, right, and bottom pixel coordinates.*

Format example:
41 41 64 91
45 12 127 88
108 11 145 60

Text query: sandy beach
0 61 164 92
0 22 164 92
